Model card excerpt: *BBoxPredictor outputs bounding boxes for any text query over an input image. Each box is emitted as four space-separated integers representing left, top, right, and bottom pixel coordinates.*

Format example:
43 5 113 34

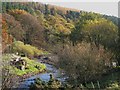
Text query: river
17 62 67 89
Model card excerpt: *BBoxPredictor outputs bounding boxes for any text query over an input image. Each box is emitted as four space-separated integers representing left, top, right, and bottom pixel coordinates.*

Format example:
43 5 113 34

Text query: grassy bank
2 54 46 76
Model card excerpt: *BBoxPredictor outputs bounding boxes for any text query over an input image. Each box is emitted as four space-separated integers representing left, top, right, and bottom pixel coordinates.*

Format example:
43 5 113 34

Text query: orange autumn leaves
2 9 31 52
2 17 13 52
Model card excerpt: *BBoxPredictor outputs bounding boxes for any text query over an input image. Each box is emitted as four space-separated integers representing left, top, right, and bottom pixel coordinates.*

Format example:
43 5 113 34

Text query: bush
56 42 114 83
106 82 120 90
11 41 44 58
30 74 61 89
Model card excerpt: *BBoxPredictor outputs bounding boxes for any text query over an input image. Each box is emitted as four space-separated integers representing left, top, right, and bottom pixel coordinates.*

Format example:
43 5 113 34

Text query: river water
18 63 67 89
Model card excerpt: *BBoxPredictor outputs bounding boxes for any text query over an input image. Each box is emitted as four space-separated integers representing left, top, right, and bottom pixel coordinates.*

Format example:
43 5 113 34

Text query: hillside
2 2 118 51
1 2 120 90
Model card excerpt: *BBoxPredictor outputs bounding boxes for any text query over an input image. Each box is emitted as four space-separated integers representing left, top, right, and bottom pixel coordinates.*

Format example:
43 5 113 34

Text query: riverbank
16 63 67 89
8 54 66 88
3 54 46 76
11 68 47 88
2 54 47 88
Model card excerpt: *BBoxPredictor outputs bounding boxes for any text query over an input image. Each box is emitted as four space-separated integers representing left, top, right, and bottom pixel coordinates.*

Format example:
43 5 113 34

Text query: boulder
20 65 25 71
10 56 27 70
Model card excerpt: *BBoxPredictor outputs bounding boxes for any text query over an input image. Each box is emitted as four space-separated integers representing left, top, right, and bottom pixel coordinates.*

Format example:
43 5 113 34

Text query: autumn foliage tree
8 9 45 49
17 13 45 48
3 13 25 41
2 18 13 52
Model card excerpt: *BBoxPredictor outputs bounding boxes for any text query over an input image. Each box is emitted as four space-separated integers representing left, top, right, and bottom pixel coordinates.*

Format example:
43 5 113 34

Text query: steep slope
2 2 118 51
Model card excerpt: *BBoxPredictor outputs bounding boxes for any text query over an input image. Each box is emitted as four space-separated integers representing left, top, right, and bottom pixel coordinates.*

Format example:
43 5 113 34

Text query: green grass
84 70 120 89
13 57 46 76
39 50 50 55
2 54 46 76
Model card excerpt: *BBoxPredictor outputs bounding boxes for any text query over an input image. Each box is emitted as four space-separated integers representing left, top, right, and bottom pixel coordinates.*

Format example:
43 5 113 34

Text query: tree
116 18 120 65
69 20 85 46
83 18 118 50
45 4 50 15
3 13 25 42
54 32 68 49
50 7 56 16
69 12 118 48
10 12 45 48
2 17 13 52
66 10 80 21
2 2 7 13
69 12 101 46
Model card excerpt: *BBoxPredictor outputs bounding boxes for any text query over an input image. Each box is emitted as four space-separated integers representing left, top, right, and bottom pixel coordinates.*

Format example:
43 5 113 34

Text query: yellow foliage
12 41 44 57
9 9 27 15
44 14 74 34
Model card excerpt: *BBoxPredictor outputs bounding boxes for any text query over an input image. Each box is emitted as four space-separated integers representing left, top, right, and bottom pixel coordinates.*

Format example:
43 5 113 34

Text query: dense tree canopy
83 18 118 49
3 13 25 41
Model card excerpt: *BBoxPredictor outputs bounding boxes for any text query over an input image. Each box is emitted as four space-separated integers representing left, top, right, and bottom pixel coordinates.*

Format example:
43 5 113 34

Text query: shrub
57 42 114 83
30 75 61 89
11 41 44 58
106 82 120 90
